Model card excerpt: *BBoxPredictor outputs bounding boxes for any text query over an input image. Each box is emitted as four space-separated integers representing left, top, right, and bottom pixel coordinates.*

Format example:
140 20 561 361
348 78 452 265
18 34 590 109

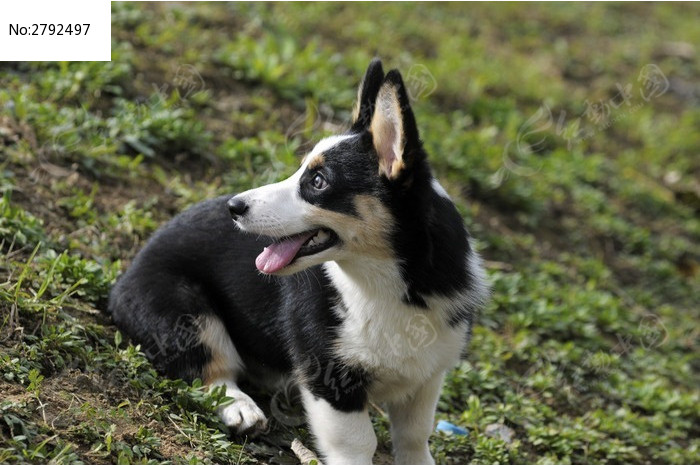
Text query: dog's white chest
326 262 468 403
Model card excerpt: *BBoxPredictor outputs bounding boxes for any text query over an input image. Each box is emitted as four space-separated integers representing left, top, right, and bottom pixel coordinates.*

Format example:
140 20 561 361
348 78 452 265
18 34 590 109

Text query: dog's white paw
219 395 268 435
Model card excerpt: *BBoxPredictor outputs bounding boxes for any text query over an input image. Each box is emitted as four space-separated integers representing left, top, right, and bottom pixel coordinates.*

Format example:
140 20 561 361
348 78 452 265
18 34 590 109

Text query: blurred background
0 3 698 464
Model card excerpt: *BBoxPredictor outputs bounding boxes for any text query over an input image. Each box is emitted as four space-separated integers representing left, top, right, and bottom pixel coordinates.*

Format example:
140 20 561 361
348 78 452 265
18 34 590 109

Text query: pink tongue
255 231 316 273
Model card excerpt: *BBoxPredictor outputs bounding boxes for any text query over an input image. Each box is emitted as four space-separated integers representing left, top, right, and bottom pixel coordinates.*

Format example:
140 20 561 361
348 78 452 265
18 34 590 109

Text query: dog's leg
387 372 445 465
199 316 268 435
301 387 377 465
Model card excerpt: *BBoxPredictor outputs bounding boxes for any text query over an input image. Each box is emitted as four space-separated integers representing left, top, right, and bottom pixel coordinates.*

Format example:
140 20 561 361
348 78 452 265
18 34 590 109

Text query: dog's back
108 196 292 381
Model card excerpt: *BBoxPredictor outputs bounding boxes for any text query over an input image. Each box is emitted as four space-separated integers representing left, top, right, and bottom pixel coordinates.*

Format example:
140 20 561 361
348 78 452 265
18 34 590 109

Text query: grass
1 2 698 464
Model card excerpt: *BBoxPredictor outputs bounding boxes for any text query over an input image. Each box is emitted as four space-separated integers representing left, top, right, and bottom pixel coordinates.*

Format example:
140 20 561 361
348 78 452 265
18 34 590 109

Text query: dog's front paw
219 396 269 435
394 446 435 465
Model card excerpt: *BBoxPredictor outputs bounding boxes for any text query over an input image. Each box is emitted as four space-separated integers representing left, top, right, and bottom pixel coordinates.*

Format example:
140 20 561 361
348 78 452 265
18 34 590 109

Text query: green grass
1 2 698 464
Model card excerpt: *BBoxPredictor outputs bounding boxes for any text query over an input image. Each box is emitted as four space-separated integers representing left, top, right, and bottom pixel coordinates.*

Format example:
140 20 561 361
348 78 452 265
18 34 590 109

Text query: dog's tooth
317 230 329 243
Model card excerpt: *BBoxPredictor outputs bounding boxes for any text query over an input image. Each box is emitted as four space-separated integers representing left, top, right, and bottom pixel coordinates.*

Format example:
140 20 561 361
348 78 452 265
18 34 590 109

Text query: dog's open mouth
255 229 339 273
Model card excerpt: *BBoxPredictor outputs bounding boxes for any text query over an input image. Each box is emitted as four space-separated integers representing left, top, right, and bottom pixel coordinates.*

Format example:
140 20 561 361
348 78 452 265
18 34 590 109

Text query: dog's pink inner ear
371 84 405 179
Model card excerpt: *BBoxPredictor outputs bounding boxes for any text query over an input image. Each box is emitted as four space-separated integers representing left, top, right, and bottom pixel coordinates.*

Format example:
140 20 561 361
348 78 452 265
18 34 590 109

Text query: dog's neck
324 257 408 307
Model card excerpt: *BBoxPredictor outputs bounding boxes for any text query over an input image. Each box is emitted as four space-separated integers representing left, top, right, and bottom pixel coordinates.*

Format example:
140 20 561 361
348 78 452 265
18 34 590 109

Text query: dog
107 58 489 465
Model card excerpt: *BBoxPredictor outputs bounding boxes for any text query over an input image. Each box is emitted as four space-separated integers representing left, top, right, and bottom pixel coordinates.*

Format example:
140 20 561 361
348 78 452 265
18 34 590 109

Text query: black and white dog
108 59 489 465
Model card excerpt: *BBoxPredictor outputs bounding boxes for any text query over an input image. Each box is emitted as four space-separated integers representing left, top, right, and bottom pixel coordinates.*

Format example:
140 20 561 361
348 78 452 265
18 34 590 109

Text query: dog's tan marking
301 135 354 167
351 73 366 124
306 153 325 171
351 102 360 124
371 84 405 179
305 195 394 261
199 316 242 384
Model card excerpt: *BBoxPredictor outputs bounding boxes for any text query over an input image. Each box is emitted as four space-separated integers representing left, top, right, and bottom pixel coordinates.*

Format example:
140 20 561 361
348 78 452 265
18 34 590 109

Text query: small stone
484 423 515 444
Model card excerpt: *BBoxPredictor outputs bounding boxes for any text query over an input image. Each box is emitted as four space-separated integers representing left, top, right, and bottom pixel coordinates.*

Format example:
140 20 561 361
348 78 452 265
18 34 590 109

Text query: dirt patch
18 369 201 465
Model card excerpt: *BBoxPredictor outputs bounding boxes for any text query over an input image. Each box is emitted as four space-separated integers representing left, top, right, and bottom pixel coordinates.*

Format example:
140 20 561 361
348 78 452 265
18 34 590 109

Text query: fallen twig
291 438 322 465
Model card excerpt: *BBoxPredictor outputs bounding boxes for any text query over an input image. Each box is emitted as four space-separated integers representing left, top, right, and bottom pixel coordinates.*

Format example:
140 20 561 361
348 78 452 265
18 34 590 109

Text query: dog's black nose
227 196 249 219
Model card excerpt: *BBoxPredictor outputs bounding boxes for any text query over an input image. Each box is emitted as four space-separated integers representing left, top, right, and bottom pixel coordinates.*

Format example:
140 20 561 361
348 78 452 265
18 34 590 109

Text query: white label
0 0 110 61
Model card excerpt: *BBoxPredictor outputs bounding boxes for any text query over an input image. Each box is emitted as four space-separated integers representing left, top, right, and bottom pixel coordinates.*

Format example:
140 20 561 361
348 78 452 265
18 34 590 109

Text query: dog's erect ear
370 69 421 180
351 58 385 130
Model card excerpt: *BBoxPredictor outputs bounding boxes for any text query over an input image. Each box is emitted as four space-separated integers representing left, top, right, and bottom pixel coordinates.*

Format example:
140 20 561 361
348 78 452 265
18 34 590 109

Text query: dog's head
229 59 453 277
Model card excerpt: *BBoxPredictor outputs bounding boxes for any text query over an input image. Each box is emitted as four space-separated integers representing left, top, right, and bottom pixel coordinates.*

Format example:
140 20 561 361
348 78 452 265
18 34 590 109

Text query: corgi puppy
108 59 489 465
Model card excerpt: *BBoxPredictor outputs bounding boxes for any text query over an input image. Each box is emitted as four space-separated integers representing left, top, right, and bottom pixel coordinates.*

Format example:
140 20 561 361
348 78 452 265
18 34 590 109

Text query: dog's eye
311 173 328 190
